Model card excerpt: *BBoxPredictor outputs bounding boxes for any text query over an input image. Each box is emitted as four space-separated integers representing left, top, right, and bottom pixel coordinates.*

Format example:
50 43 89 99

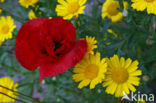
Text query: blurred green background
0 0 156 102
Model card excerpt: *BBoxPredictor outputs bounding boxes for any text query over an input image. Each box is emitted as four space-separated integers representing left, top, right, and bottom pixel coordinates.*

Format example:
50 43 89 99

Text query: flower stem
0 85 41 103
0 92 27 103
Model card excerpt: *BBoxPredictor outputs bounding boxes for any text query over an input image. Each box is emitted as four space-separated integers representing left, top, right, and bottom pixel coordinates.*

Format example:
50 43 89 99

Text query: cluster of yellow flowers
0 0 154 102
132 0 156 15
101 0 156 22
0 0 155 46
55 0 156 22
72 36 142 97
17 0 156 22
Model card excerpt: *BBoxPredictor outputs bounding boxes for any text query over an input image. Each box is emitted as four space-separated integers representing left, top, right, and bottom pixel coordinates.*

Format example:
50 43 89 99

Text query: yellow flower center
145 0 154 2
85 64 99 80
68 2 79 14
107 2 120 16
111 68 129 83
1 25 10 34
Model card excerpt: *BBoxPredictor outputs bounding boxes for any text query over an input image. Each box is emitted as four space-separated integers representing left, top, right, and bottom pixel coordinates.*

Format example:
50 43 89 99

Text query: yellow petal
127 83 136 92
102 80 113 87
106 82 117 95
120 57 125 68
122 83 130 94
72 74 85 82
125 58 132 68
79 0 87 6
115 84 123 97
129 70 142 76
78 79 90 89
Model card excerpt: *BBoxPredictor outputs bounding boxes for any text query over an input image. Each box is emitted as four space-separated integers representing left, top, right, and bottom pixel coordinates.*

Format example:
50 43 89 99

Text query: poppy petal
15 18 48 70
39 40 87 81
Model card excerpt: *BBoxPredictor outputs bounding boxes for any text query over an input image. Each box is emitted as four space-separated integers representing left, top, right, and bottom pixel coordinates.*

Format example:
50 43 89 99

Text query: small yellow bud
49 17 52 19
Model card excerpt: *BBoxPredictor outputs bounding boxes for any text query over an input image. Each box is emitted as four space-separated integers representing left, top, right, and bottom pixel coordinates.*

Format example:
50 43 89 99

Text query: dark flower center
53 40 61 56
41 39 67 58
53 41 61 52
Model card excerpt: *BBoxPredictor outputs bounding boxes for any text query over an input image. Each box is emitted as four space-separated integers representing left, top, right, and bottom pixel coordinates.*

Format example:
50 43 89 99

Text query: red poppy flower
15 17 87 81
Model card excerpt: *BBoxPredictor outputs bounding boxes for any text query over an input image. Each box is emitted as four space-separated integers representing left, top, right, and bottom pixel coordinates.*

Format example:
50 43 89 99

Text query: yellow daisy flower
19 0 39 8
103 55 142 97
101 0 128 23
85 36 97 58
0 16 16 42
72 52 107 89
138 99 146 103
131 0 156 15
28 10 37 20
55 0 87 20
0 77 18 103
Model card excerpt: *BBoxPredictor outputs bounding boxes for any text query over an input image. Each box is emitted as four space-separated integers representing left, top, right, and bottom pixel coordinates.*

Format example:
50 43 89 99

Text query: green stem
0 92 26 103
0 85 41 103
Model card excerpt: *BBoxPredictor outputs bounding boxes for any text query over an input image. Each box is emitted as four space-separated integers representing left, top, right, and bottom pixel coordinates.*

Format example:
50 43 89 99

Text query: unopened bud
152 23 156 29
52 77 56 81
122 10 128 17
146 39 155 46
98 89 101 93
49 17 52 19
77 22 80 27
143 75 150 82
41 80 45 84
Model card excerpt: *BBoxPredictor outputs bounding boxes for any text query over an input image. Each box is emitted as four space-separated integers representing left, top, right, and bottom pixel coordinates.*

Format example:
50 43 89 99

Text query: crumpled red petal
39 40 87 81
